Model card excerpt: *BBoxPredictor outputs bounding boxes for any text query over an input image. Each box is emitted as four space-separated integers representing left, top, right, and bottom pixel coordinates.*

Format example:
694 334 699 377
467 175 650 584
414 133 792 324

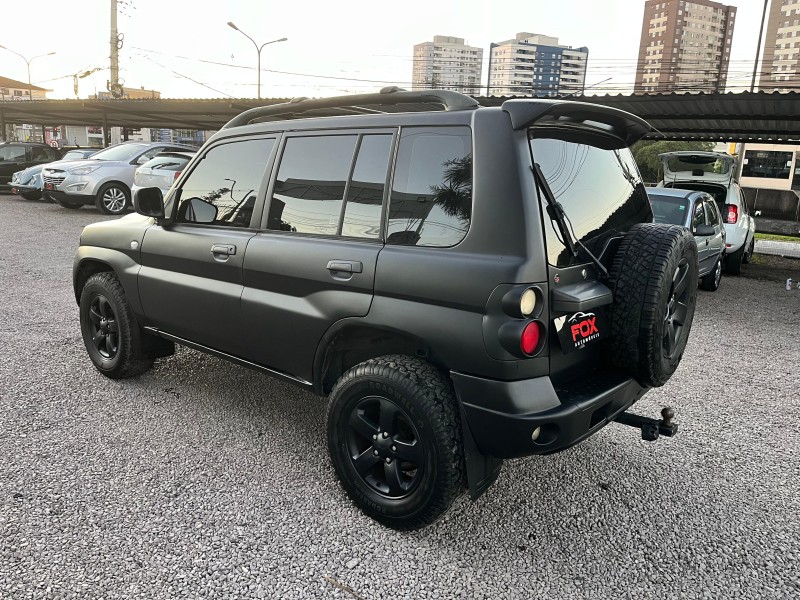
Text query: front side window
531 133 652 267
175 138 274 228
387 127 472 247
692 201 706 230
704 199 720 226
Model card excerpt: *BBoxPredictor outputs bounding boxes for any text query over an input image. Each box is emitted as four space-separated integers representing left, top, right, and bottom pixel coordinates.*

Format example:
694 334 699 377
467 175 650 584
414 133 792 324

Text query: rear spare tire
607 223 699 387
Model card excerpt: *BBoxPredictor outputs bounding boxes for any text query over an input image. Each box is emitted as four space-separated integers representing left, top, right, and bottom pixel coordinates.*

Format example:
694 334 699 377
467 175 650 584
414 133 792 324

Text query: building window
742 150 793 179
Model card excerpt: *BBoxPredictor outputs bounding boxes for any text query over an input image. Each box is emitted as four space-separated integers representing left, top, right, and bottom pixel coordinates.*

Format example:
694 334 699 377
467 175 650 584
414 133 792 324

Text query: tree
632 140 714 184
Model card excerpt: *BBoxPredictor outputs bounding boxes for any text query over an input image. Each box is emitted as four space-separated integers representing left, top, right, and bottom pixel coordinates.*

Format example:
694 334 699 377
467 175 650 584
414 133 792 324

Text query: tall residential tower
487 33 588 97
634 0 737 93
412 36 483 95
758 0 800 92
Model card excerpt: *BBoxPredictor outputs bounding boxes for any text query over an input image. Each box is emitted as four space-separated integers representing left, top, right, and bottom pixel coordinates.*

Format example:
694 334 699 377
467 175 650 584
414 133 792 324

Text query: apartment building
635 0 736 93
412 36 483 95
758 0 800 92
487 33 588 97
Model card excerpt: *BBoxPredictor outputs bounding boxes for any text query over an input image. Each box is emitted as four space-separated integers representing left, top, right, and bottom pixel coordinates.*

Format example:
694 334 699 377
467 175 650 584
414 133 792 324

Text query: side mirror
133 187 165 219
694 224 715 236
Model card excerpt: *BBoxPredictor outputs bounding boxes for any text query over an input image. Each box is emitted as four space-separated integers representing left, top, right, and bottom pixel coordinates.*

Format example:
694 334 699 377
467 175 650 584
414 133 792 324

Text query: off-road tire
607 223 699 387
700 255 723 292
326 354 466 530
95 183 130 215
725 244 744 275
79 272 154 379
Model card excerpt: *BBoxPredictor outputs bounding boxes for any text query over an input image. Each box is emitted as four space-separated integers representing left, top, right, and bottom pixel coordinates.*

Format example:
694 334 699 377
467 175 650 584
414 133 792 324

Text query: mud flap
459 403 503 500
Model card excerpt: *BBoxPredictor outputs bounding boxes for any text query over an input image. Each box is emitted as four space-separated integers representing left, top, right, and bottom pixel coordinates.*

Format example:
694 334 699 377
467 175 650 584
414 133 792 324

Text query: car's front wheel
700 255 723 291
95 183 130 215
326 355 466 530
79 272 154 379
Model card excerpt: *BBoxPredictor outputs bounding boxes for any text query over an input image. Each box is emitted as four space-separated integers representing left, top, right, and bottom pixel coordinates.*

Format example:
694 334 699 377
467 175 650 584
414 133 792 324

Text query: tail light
173 171 182 182
521 321 543 356
725 204 738 224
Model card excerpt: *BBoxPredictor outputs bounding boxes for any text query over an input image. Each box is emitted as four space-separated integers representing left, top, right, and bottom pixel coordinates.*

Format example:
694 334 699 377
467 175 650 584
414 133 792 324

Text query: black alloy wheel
87 295 119 359
663 259 691 359
344 395 425 499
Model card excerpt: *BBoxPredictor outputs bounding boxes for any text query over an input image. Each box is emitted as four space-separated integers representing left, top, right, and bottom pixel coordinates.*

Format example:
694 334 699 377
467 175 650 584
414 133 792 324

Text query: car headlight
68 165 102 175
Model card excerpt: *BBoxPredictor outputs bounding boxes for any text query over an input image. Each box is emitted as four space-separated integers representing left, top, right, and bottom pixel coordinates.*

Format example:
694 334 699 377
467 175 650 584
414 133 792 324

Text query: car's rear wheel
95 183 130 215
742 237 755 264
79 272 154 379
326 355 465 530
607 223 699 388
725 244 744 275
700 255 723 291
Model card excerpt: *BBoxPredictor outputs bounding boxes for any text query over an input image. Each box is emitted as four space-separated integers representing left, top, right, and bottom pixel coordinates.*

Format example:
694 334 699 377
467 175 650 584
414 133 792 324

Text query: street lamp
0 46 56 101
227 22 287 99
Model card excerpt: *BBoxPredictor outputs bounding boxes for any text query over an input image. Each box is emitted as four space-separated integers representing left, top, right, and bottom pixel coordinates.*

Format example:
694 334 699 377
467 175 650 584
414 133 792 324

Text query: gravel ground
1 194 799 600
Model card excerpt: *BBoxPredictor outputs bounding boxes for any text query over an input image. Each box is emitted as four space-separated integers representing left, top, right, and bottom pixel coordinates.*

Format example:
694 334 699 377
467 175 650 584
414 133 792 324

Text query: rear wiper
532 162 609 279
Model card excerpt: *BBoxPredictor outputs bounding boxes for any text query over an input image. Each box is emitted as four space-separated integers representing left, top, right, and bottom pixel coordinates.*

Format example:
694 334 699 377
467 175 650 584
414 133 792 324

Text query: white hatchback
657 151 756 275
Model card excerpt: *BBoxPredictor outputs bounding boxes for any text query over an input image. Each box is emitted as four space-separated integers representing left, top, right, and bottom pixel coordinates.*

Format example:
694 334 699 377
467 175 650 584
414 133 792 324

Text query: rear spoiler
502 99 651 146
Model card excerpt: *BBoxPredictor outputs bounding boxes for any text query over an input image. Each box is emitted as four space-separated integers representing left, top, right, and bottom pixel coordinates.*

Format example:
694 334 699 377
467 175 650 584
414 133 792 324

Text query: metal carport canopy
2 91 800 143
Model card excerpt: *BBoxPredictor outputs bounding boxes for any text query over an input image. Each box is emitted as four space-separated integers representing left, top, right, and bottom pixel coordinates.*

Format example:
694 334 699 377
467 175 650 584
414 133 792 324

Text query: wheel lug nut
385 458 392 464
373 450 379 456
382 432 389 439
391 446 396 452
372 434 377 440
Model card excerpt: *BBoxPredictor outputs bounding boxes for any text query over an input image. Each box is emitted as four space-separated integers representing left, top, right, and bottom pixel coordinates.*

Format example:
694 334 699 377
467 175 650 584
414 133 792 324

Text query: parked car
43 141 196 215
647 188 726 291
0 142 61 192
11 148 101 201
74 89 700 529
131 151 196 201
656 151 756 275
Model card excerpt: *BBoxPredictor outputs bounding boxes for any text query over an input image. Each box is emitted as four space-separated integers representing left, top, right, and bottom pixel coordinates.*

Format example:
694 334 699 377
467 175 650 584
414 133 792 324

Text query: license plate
556 310 609 353
45 183 54 190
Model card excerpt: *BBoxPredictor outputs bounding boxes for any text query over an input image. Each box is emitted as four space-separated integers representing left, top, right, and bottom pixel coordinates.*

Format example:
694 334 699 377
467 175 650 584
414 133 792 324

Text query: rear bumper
452 371 647 459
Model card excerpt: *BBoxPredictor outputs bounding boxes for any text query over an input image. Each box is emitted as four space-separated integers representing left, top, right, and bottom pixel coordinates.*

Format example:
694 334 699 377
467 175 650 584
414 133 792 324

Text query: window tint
692 201 706 230
704 199 720 226
649 194 688 226
342 134 392 238
267 135 358 235
0 146 26 161
387 127 472 247
176 138 274 228
531 135 652 267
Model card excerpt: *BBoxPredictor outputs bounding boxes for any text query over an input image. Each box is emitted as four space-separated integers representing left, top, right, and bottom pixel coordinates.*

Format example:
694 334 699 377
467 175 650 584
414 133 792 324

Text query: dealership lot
1 196 798 599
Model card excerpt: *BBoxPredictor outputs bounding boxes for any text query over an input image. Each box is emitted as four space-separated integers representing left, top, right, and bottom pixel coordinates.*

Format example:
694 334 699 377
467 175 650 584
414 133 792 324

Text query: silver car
132 151 196 201
647 187 726 292
42 141 196 215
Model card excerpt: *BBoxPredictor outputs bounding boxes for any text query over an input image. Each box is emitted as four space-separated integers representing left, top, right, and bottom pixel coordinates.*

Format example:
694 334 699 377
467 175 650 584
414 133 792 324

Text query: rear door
138 136 278 357
241 129 395 383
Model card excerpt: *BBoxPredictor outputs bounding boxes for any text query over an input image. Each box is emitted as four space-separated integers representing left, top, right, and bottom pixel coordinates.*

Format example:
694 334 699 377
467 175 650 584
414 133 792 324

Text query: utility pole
751 0 770 93
109 0 120 97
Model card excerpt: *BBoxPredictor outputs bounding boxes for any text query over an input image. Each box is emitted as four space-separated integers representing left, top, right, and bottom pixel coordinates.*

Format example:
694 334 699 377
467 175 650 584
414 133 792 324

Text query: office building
412 36 483 95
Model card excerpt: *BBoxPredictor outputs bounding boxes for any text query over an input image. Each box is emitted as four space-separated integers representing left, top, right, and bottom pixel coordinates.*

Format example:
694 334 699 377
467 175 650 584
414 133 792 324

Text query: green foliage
631 140 715 183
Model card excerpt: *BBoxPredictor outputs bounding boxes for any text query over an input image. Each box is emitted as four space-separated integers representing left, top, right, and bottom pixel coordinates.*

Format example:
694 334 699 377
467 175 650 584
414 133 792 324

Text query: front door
691 200 711 272
138 136 277 356
241 131 395 382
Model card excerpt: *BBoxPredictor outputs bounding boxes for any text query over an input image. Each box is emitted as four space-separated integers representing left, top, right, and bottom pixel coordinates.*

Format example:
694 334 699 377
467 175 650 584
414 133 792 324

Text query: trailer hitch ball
661 406 675 427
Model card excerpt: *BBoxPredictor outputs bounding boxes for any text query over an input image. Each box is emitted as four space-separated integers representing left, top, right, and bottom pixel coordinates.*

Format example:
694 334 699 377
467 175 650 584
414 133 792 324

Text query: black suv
0 141 61 191
73 89 699 529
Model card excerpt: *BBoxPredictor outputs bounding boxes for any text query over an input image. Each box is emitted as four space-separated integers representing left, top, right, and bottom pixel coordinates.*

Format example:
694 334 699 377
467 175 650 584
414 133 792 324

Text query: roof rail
222 86 479 129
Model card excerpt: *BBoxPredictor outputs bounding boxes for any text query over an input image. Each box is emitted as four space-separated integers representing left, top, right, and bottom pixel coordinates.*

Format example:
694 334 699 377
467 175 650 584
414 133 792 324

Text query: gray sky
1 0 766 100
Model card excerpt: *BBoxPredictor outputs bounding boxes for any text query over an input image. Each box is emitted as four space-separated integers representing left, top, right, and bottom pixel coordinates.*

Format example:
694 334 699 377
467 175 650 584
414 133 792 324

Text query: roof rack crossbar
222 87 478 129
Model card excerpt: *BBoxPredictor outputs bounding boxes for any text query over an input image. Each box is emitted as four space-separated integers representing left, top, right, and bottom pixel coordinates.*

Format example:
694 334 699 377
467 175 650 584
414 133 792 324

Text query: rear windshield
666 156 732 175
663 181 726 205
648 194 689 226
141 156 190 171
530 134 652 267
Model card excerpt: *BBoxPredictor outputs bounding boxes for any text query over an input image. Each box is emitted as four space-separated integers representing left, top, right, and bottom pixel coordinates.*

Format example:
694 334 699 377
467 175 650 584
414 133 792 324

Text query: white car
657 151 756 275
42 141 196 215
132 151 196 201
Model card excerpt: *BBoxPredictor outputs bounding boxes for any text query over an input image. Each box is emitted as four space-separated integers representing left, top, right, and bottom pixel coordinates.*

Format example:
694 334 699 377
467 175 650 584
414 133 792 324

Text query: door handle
326 260 363 274
211 244 236 256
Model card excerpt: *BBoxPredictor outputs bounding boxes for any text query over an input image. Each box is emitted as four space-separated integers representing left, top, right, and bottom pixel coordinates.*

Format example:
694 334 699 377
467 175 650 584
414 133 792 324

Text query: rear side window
266 133 392 238
387 126 472 247
531 135 652 267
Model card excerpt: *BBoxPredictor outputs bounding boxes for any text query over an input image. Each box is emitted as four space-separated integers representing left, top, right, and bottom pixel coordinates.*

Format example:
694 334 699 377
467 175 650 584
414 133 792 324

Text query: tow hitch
614 407 678 441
